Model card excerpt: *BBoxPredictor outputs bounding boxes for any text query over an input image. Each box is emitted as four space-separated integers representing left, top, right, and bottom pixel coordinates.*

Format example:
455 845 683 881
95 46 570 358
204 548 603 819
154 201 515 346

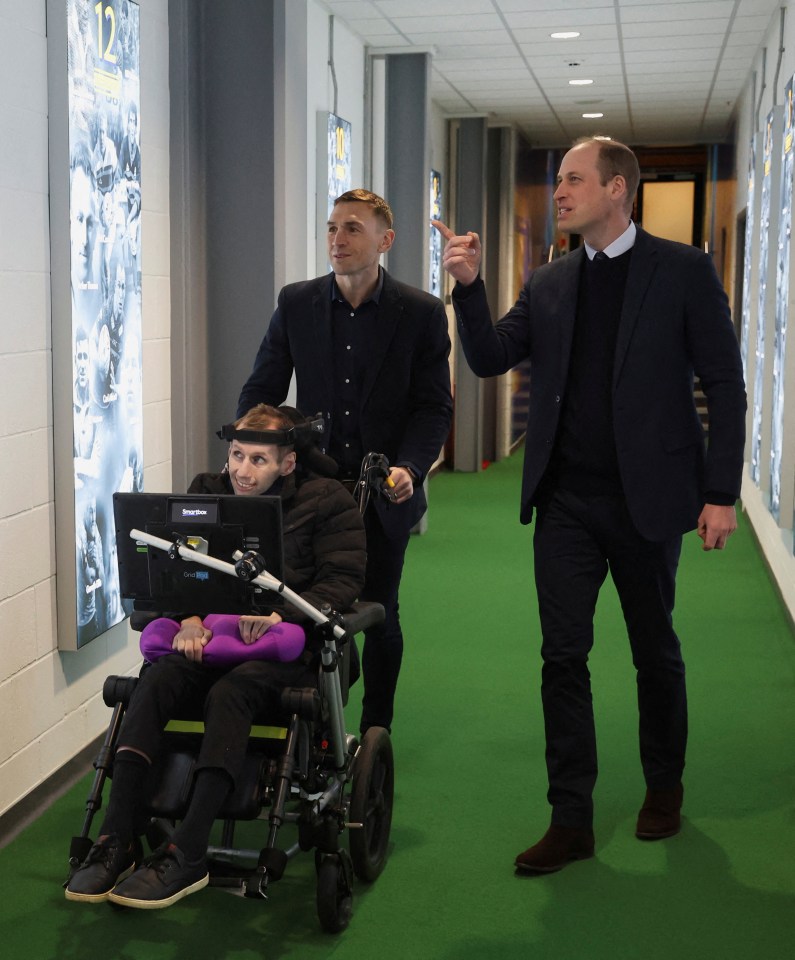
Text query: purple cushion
139 613 306 667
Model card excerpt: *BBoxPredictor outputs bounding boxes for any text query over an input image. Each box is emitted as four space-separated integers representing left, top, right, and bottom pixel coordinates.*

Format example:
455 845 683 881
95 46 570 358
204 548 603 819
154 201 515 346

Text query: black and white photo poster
771 77 793 520
429 170 442 298
751 113 775 487
67 0 142 646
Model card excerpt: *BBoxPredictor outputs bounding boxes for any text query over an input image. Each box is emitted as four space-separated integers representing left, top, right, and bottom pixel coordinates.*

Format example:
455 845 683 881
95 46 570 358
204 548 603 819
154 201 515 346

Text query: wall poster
327 113 352 218
740 135 756 380
429 170 442 298
751 114 775 486
771 78 794 520
62 0 143 648
316 112 352 273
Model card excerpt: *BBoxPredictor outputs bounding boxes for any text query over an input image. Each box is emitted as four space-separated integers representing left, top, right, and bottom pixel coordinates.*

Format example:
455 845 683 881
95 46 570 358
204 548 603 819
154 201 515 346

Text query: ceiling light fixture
569 79 593 86
551 31 580 39
582 112 604 119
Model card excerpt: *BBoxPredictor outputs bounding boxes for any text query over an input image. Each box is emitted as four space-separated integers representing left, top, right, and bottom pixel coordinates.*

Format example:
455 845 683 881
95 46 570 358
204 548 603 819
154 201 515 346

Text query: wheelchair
65 526 394 933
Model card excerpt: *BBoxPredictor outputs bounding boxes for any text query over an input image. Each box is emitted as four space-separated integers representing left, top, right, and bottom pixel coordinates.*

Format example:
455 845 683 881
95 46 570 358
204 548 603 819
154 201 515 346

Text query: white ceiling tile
418 31 515 46
364 35 412 48
500 9 617 29
324 1 379 17
497 0 613 10
734 12 783 31
387 14 504 34
623 47 724 63
516 35 623 53
436 59 527 74
521 52 632 69
622 35 726 52
619 2 735 23
374 0 495 15
433 45 519 59
343 19 402 38
621 20 723 39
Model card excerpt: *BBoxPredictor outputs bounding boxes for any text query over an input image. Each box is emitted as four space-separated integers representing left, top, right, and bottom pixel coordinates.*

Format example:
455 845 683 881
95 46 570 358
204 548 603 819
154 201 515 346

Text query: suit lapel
614 227 657 386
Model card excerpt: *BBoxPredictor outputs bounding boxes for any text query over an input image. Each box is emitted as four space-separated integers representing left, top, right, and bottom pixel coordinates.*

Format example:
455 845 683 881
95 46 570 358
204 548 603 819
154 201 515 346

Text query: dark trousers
533 488 687 828
118 655 314 786
359 508 411 732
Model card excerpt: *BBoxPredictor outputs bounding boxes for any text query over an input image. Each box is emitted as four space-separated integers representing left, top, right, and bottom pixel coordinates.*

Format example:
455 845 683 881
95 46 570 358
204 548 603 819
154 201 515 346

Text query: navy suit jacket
238 270 453 538
452 227 747 541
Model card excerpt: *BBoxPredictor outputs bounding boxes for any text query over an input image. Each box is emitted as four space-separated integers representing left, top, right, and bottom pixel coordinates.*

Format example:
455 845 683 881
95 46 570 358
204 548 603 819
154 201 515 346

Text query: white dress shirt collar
585 220 637 260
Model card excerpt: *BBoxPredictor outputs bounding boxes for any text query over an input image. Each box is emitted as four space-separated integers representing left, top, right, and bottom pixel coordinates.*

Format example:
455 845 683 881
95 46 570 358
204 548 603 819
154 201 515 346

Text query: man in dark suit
238 189 453 734
434 137 746 874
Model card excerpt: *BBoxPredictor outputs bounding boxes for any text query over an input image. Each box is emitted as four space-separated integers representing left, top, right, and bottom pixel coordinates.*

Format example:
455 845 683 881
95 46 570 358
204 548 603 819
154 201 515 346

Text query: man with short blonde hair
239 190 453 735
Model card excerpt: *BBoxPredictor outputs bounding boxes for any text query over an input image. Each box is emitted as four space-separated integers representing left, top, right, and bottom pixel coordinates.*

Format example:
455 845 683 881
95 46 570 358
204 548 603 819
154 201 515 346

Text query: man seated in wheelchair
66 404 366 909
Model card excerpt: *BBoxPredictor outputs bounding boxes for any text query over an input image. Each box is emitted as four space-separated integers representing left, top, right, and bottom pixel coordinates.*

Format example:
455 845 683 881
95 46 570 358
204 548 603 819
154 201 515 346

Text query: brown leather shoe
635 783 684 840
514 825 595 874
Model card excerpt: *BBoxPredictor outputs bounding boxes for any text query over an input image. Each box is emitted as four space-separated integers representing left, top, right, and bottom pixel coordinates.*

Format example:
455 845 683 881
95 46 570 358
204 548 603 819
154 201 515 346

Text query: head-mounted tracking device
216 414 325 451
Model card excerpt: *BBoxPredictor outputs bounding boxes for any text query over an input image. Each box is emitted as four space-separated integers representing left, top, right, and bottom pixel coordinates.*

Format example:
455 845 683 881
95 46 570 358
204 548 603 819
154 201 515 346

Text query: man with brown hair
66 405 366 908
434 136 746 874
239 189 453 736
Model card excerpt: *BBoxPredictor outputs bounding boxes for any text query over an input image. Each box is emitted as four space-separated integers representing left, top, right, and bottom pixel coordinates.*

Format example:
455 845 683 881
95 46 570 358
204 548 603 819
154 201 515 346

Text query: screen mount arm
129 528 347 640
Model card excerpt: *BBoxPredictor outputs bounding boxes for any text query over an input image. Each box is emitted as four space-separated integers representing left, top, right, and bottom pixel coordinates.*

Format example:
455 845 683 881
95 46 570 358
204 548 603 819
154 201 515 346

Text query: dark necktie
593 251 609 262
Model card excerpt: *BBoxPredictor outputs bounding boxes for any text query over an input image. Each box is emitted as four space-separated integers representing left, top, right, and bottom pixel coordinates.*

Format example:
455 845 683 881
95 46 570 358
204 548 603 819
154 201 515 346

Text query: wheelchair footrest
64 835 95 884
243 846 289 898
257 847 288 882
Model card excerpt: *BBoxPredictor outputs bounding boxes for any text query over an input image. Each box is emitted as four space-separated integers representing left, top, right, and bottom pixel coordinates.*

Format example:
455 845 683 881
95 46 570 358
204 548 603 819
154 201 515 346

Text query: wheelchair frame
66 528 394 933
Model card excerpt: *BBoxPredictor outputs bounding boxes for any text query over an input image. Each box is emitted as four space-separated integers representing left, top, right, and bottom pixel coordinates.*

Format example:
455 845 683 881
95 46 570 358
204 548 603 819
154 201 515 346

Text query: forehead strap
216 414 324 450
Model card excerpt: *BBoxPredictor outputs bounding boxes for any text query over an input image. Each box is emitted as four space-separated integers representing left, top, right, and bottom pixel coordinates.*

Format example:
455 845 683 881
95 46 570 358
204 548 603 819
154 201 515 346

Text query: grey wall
170 0 277 482
452 117 487 472
384 53 431 290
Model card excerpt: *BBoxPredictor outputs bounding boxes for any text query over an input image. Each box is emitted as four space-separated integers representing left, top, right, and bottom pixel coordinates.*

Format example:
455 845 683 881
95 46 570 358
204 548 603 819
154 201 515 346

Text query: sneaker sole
514 849 594 874
635 825 681 840
108 872 209 910
64 862 137 903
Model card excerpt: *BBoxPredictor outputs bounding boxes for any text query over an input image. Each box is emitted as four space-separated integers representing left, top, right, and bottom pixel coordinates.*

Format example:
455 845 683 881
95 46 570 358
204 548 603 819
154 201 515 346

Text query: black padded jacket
187 470 366 631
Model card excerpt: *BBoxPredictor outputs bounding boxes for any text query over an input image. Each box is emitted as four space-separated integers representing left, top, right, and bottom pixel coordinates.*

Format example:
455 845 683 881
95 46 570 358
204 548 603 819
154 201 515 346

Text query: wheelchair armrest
103 674 139 708
341 601 385 636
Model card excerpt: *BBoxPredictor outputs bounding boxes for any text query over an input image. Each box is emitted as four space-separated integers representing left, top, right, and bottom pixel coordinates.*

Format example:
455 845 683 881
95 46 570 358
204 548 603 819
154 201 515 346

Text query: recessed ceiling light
569 79 594 86
582 112 604 119
551 31 580 39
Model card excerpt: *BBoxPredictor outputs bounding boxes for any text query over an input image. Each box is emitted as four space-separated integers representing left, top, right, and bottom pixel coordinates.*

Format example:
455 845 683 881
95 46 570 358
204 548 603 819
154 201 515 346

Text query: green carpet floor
2 452 794 959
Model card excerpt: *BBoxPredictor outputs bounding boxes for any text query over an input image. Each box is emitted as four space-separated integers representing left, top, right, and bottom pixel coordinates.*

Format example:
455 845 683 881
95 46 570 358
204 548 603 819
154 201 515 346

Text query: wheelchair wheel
349 726 394 882
316 851 353 933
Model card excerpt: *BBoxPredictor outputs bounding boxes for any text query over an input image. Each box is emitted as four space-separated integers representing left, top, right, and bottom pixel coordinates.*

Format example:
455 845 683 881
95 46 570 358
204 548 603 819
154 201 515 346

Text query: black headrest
278 407 339 478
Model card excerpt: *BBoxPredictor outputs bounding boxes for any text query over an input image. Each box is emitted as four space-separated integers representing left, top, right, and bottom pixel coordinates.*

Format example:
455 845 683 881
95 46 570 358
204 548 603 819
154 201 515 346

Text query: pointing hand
431 219 482 287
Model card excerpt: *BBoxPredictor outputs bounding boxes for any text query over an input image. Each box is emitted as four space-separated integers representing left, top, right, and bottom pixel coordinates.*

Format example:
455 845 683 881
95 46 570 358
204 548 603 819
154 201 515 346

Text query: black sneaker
65 834 137 903
108 843 208 910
